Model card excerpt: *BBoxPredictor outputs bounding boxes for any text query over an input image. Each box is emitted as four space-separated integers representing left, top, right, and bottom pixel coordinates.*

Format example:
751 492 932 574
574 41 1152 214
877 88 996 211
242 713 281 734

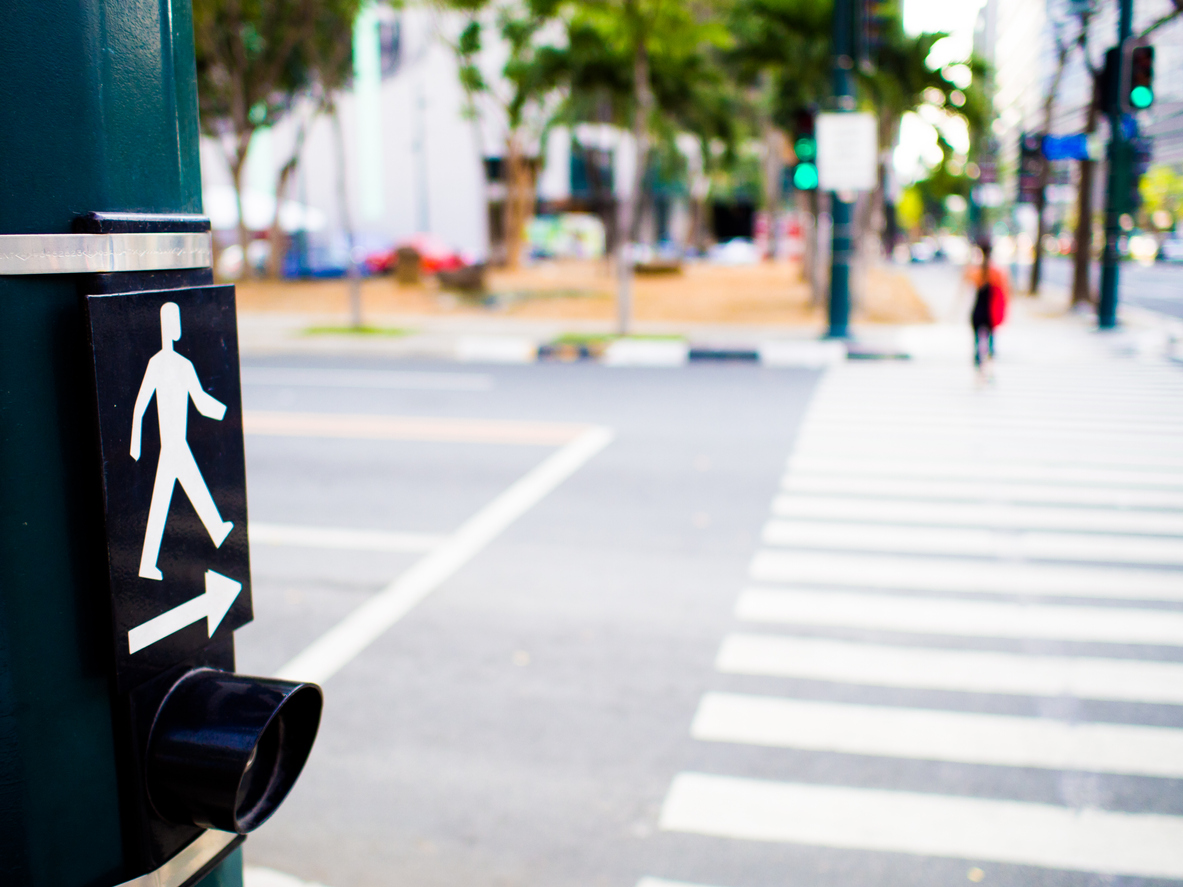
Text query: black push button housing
146 669 322 834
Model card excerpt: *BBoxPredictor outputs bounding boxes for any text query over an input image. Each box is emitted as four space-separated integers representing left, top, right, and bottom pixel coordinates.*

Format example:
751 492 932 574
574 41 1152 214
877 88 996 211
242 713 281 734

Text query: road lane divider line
735 588 1183 646
249 522 443 554
276 425 614 684
749 549 1183 602
716 633 1183 706
244 410 585 446
691 692 1183 778
658 772 1183 878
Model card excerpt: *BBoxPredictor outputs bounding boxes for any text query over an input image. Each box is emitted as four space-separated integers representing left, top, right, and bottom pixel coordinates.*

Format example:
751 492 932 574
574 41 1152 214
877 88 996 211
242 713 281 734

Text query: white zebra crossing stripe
771 495 1183 536
716 633 1183 706
760 520 1183 566
659 772 1183 878
790 458 1183 487
691 693 1183 778
735 588 1183 646
749 550 1183 602
781 473 1183 510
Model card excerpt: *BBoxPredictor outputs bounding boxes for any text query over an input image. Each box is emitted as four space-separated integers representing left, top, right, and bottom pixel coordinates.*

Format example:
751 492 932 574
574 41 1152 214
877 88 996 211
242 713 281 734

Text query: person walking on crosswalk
966 242 1009 380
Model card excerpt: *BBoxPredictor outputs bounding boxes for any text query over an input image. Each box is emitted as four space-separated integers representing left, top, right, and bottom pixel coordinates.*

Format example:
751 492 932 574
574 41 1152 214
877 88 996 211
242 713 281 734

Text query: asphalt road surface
234 359 818 887
231 353 1183 887
1040 256 1183 318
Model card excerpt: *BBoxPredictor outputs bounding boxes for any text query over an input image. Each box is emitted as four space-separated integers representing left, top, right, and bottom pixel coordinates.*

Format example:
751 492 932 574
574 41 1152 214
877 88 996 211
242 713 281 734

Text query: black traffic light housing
1017 133 1044 205
791 109 819 191
1124 41 1154 112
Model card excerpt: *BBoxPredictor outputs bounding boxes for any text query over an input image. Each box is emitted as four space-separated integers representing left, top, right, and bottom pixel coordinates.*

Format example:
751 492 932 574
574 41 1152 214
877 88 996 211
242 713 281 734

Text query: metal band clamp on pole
110 831 242 887
0 231 213 275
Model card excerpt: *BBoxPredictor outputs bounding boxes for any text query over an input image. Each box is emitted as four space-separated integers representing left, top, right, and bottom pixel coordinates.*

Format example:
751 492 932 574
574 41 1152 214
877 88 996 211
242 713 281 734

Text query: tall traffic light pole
1098 0 1134 329
828 0 856 338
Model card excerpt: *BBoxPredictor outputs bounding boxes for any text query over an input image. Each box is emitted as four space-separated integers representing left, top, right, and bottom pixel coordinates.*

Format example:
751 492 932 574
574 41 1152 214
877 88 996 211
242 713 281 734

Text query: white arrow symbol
128 570 242 654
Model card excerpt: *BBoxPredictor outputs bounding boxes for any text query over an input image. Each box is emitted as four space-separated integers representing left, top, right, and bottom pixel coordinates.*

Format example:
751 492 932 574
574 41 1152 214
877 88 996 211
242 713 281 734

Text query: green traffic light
793 162 819 190
795 138 816 162
1130 85 1154 109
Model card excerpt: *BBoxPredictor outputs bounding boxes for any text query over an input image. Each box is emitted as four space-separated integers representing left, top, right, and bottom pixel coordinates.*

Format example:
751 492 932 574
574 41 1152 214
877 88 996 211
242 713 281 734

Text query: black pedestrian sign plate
87 285 252 690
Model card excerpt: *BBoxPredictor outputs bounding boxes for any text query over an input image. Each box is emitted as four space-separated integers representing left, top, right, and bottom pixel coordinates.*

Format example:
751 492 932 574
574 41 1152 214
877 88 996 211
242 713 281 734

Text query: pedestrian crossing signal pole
1098 0 1134 330
828 0 856 339
0 4 321 887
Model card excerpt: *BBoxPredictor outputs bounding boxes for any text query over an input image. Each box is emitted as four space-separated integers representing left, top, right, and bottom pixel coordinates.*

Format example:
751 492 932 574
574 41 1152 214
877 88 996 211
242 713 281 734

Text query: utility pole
828 0 856 338
1098 0 1134 329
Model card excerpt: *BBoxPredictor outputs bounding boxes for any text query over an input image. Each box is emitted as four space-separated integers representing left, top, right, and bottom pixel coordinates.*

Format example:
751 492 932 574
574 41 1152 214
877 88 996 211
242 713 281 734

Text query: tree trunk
617 17 653 336
228 136 251 280
503 135 534 271
1071 77 1101 307
266 116 310 279
331 106 362 328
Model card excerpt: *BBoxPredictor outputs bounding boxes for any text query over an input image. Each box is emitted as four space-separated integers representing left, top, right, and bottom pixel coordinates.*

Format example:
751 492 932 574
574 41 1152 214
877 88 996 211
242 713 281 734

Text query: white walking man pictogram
131 302 233 580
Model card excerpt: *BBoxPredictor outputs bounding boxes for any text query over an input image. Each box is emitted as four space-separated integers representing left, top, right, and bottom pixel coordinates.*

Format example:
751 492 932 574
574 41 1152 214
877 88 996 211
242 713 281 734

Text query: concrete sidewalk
234 260 1183 368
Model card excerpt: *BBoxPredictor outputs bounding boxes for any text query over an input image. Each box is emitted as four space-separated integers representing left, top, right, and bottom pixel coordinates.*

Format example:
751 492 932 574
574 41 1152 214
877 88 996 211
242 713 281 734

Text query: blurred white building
198 4 651 267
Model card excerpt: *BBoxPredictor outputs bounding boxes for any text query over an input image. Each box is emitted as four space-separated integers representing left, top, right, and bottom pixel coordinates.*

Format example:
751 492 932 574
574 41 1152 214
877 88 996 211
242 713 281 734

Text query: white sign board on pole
816 112 878 192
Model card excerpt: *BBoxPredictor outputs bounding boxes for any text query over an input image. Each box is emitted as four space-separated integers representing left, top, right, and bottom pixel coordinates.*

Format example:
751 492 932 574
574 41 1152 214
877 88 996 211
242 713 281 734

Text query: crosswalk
644 351 1183 884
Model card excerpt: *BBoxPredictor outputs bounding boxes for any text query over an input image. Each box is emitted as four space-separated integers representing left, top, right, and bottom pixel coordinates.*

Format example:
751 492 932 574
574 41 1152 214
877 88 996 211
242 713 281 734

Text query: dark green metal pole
828 0 855 339
1098 0 1134 329
0 3 237 886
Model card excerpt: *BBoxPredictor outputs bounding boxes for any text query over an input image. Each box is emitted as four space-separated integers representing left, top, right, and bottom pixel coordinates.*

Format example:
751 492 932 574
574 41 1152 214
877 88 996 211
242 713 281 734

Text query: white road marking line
692 692 1183 778
750 549 1183 601
772 494 1183 535
244 410 585 446
658 772 1183 878
791 446 1183 473
716 633 1183 706
786 457 1183 490
248 522 443 553
803 412 1183 432
276 426 614 684
637 879 726 887
735 588 1183 646
241 367 495 391
782 473 1183 510
760 519 1183 566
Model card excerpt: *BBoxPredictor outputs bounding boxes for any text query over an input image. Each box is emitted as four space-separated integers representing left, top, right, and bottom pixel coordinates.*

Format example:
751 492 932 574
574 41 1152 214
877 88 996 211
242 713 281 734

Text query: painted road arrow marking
128 570 242 654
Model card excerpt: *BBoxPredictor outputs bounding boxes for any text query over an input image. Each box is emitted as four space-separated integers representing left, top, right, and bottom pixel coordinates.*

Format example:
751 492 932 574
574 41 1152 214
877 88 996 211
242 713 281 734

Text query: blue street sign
1041 134 1089 161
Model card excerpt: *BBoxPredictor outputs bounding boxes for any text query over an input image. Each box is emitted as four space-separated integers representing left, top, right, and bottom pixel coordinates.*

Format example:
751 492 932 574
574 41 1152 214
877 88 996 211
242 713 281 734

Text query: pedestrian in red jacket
965 242 1009 379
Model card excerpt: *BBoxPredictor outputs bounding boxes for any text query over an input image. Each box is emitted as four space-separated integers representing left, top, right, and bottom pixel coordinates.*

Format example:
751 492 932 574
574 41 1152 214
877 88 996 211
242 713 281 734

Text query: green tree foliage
435 0 568 267
1140 164 1183 229
193 0 364 273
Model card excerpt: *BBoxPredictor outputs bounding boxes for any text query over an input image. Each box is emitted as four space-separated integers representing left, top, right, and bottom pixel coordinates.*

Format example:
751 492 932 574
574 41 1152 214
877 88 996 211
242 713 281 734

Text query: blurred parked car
909 238 938 263
1158 236 1183 263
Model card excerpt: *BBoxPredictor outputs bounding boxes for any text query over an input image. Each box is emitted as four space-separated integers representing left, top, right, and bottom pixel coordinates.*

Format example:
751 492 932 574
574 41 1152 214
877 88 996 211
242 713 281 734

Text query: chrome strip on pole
110 830 241 887
0 232 213 274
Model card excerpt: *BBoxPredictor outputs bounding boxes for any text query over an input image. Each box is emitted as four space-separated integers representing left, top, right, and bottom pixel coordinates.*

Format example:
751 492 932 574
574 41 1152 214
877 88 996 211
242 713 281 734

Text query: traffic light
792 110 818 191
78 214 325 874
1017 133 1043 204
1124 42 1155 111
